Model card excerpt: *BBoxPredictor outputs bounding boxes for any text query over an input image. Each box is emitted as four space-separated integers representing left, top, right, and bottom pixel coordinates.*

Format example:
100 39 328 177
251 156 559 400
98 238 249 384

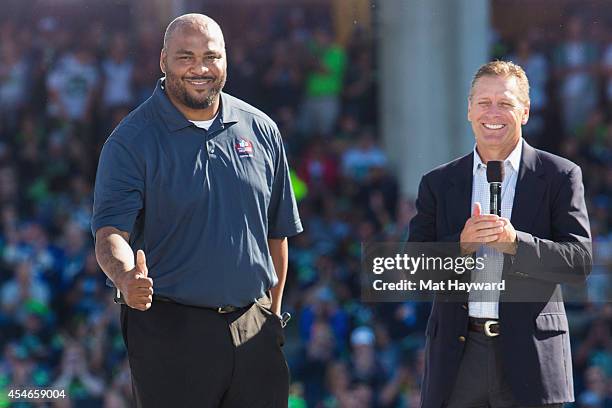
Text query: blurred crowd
0 6 610 408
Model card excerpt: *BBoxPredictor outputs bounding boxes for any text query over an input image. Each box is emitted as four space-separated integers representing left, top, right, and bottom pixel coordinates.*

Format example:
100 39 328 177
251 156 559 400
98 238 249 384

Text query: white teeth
483 124 504 130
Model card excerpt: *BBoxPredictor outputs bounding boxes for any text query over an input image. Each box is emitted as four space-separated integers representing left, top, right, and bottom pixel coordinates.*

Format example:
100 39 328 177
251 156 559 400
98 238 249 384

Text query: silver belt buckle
217 307 232 314
484 320 499 337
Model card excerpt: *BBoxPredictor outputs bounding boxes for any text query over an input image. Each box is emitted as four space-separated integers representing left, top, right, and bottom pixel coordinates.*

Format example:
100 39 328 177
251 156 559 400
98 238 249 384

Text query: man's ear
521 104 530 125
159 49 166 74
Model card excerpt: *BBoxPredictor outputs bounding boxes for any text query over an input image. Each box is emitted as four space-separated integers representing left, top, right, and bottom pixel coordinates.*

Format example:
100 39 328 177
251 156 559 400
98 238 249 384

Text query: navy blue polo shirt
91 79 303 307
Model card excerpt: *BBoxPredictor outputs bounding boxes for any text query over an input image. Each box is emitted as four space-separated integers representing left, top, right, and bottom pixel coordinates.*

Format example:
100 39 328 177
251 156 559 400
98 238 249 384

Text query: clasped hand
460 202 517 255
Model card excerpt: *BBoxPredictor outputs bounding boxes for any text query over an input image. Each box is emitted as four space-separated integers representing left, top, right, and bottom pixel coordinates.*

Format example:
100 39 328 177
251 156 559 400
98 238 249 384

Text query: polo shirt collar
219 93 240 124
153 78 239 132
472 138 523 175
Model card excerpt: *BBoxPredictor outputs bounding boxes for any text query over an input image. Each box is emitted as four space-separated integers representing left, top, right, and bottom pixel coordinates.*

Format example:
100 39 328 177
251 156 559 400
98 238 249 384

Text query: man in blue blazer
409 61 592 408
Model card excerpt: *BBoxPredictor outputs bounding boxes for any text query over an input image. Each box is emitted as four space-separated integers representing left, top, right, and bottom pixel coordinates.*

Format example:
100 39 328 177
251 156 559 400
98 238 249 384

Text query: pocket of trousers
229 303 270 347
254 302 286 347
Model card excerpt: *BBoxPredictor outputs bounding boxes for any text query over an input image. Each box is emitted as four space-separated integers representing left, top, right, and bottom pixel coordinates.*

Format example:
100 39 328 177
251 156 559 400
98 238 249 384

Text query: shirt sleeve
91 135 145 239
267 129 303 239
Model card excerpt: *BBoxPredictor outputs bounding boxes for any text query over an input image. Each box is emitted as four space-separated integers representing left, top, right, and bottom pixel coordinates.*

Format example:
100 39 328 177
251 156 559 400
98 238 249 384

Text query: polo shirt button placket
205 140 215 157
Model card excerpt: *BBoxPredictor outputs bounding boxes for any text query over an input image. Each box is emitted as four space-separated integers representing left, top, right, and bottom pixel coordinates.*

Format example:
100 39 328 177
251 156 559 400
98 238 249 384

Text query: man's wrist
508 234 518 255
112 271 128 293
460 241 477 256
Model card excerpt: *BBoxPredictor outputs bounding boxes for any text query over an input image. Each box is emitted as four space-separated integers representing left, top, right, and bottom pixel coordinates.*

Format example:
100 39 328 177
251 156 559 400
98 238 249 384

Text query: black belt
114 291 245 313
153 294 244 313
469 317 500 337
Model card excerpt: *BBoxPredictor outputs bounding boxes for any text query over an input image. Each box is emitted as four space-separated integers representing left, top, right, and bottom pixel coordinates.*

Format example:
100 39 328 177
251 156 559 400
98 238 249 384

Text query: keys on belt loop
280 312 291 328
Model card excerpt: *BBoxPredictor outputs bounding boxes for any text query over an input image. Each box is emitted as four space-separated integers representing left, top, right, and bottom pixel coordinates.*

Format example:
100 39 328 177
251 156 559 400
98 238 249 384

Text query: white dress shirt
468 139 522 318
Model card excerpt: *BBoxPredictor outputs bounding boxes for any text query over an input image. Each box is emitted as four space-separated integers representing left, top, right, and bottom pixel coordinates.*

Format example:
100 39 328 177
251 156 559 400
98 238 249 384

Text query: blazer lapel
446 152 473 233
510 141 546 231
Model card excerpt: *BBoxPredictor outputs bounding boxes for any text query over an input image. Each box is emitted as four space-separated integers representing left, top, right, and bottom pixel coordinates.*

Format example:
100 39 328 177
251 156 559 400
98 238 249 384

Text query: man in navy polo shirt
92 13 302 408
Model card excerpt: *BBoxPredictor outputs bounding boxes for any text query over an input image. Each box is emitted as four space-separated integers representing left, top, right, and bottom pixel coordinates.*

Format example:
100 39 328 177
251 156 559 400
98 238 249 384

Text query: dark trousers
445 330 563 408
120 299 288 408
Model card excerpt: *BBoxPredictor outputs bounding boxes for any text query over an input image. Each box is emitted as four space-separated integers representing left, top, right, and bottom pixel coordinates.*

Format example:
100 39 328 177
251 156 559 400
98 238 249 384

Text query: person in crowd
553 15 599 135
298 27 347 137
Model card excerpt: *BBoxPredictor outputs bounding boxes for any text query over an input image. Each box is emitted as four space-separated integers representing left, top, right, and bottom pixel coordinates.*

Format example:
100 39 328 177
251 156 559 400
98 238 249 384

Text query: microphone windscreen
486 161 504 183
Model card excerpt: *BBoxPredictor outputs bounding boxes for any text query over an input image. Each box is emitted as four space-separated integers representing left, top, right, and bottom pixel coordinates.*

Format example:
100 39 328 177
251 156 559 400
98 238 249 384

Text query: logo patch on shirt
235 138 254 158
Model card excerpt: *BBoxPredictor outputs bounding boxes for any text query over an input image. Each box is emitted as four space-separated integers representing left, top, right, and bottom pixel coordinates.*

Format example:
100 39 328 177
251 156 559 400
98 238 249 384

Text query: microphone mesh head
486 161 504 183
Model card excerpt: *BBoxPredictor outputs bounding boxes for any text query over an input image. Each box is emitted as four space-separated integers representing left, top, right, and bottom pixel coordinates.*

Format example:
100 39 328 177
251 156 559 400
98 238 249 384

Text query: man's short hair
469 60 530 106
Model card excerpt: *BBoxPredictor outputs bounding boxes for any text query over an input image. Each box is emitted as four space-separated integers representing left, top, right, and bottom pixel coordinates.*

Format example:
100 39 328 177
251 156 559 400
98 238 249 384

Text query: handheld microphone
486 161 504 216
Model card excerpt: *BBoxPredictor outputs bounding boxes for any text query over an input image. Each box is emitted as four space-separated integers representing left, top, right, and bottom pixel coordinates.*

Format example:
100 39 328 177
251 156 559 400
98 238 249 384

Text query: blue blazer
409 140 592 408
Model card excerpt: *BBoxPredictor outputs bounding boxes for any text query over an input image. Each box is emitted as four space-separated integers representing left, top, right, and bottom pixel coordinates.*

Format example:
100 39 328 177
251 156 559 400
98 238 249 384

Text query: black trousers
445 330 563 408
120 299 288 408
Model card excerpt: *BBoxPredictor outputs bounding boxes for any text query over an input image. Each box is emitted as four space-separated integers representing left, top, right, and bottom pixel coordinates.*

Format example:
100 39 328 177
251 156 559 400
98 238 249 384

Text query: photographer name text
372 279 506 292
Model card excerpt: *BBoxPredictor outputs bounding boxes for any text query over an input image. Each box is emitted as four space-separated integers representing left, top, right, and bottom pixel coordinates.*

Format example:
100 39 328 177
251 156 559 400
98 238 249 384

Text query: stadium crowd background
0 2 610 407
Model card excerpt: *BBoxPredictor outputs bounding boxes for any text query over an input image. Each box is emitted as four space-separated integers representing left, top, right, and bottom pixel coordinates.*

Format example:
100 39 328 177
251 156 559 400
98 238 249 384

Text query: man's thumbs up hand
136 250 148 277
116 250 154 311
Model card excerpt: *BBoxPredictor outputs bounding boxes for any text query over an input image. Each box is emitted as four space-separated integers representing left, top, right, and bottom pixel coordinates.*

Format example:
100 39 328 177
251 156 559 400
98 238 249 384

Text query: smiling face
160 20 226 119
467 74 529 161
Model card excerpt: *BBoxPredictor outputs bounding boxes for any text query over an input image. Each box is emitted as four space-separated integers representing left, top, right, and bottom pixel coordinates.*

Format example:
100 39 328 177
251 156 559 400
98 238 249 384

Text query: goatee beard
182 88 220 109
165 74 225 109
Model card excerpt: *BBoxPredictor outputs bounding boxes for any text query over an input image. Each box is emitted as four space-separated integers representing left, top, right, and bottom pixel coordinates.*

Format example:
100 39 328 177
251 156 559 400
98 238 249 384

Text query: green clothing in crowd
306 44 347 97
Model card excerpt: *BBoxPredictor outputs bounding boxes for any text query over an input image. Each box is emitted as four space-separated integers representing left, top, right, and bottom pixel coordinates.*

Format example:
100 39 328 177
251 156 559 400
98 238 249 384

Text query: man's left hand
487 217 517 254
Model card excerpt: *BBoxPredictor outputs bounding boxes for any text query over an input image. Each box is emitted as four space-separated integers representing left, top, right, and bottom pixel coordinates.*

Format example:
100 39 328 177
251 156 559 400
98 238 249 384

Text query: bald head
163 13 225 51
